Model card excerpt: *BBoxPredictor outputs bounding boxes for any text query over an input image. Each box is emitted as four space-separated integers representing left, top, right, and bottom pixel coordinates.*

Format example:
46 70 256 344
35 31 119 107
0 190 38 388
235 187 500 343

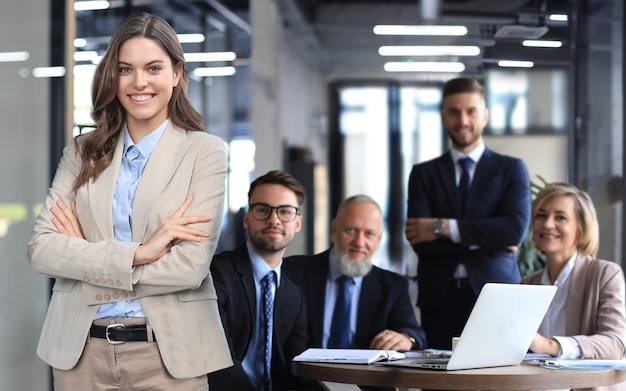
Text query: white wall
0 1 52 390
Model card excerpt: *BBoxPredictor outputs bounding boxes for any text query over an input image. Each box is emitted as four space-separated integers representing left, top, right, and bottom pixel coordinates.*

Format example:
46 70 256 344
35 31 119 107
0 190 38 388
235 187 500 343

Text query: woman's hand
529 332 562 356
133 195 212 266
51 199 85 239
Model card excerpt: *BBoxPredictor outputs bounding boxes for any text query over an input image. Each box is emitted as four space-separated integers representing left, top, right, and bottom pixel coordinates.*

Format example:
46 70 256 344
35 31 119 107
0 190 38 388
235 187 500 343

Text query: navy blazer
208 243 310 391
283 249 426 350
407 147 531 308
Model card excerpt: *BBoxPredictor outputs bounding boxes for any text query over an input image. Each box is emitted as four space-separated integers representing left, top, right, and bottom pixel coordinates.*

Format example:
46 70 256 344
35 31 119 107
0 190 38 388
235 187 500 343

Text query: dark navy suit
283 249 426 351
407 147 530 349
208 243 313 391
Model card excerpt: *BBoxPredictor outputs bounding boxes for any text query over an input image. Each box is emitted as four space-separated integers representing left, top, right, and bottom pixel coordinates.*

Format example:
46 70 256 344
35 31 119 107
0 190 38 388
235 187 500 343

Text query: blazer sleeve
574 261 626 359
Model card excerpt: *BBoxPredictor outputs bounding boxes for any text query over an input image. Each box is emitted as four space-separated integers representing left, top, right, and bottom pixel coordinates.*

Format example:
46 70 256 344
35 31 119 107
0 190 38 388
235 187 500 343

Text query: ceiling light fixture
373 25 468 36
74 1 110 11
193 66 236 77
177 34 206 43
498 60 534 68
522 40 563 48
379 46 480 56
0 51 29 62
185 52 236 62
384 61 465 73
33 66 67 78
549 14 568 22
74 51 99 62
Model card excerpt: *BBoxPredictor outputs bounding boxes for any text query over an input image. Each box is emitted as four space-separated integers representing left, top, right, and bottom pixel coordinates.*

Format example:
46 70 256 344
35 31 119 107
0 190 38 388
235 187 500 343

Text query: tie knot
337 275 354 288
263 271 276 286
459 157 473 170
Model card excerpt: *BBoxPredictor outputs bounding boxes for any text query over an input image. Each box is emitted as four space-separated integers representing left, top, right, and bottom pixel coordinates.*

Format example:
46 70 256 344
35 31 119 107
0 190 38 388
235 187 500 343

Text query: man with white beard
284 195 426 354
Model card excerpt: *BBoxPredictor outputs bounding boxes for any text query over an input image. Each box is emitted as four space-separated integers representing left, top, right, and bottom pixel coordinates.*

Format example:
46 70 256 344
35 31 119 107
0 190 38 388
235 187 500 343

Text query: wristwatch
401 332 417 349
433 219 445 238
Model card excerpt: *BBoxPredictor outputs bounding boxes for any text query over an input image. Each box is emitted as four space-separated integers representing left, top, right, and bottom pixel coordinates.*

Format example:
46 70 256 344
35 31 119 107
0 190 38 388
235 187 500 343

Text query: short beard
331 248 373 278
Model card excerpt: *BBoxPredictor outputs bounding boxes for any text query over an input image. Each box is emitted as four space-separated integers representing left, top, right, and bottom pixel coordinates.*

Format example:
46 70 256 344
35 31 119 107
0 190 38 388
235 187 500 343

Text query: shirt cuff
449 219 461 243
553 336 582 359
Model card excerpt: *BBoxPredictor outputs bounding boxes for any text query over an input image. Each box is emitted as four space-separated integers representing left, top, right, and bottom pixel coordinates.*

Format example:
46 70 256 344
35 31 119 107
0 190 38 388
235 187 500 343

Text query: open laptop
383 282 557 370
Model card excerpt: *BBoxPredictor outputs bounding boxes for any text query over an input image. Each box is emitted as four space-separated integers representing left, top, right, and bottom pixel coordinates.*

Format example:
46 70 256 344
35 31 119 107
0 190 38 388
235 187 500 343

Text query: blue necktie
328 275 354 348
262 271 276 391
458 157 473 210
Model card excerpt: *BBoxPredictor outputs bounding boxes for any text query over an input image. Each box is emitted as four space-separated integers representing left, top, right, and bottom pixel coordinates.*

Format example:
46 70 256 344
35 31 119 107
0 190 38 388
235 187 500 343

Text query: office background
0 0 623 389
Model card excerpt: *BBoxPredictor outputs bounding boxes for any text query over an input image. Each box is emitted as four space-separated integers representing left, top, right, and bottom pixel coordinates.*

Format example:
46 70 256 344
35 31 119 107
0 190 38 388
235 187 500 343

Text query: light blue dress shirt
94 119 168 320
241 241 282 389
322 253 363 348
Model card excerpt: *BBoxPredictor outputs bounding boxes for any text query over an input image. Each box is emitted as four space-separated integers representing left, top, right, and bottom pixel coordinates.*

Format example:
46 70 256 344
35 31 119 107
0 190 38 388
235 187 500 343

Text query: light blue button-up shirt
241 241 282 390
94 119 168 319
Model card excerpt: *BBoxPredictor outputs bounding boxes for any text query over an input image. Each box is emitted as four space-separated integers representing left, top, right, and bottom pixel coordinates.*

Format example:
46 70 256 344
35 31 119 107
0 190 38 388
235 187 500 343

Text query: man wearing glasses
208 170 315 391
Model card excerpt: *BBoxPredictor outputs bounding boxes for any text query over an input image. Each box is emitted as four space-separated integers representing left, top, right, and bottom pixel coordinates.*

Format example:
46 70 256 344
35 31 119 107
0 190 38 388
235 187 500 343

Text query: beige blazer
523 254 626 391
27 123 233 379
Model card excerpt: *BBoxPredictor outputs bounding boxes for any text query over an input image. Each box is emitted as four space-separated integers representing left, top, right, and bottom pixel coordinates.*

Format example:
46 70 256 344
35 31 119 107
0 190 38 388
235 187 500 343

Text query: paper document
530 359 626 369
293 348 405 365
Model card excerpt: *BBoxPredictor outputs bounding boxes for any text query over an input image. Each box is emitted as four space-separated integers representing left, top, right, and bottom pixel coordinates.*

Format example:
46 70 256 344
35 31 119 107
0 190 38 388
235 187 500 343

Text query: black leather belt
453 277 470 290
90 323 153 345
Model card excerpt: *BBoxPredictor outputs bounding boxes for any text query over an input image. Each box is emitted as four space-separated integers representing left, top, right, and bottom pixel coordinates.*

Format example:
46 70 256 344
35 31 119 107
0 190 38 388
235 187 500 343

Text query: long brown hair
73 12 203 191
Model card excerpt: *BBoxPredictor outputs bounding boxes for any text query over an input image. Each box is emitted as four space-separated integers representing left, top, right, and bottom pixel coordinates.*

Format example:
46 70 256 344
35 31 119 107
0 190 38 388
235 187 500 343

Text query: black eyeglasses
249 203 300 222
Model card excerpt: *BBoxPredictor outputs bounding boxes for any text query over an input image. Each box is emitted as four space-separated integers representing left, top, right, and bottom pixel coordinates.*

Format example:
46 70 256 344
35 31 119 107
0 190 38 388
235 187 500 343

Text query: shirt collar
450 141 485 164
246 241 282 286
123 118 169 159
540 250 577 285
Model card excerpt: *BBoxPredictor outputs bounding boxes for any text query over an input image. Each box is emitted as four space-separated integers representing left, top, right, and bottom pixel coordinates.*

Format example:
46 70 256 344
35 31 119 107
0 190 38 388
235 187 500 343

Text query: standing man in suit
405 77 531 350
209 170 313 391
284 195 426 354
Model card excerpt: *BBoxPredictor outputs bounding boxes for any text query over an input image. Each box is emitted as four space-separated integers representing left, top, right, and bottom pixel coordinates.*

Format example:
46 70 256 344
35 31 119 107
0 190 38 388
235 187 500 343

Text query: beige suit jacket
523 254 626 391
27 123 233 379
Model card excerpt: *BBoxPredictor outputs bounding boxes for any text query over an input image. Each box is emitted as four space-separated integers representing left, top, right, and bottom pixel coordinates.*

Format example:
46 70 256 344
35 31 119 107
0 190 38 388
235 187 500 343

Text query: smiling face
532 194 581 264
331 200 383 265
441 92 488 154
244 183 302 257
116 37 182 138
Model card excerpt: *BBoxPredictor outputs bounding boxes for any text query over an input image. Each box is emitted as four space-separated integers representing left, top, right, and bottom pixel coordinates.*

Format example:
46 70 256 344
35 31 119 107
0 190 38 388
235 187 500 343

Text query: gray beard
331 249 373 277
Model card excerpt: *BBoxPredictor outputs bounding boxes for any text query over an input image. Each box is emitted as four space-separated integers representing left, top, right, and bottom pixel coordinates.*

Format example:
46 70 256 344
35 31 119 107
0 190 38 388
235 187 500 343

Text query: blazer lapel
354 268 381 346
437 153 461 215
234 245 258 321
466 148 497 211
132 123 188 240
87 133 124 239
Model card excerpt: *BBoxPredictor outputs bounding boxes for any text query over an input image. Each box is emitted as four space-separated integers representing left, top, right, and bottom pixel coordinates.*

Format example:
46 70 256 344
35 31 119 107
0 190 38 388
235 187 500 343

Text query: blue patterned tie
458 157 473 210
328 275 354 348
262 271 276 391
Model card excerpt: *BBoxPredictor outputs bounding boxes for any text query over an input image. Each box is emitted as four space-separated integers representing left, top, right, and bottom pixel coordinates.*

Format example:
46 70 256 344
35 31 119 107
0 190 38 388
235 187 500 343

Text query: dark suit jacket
407 147 531 309
208 243 310 391
283 249 426 350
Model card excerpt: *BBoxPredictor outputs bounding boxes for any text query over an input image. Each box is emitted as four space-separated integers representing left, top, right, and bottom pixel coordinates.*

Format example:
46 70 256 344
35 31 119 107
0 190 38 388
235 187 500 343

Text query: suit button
83 275 91 282
104 294 111 301
113 292 120 300
95 294 103 301
115 280 122 287
129 292 137 298
99 278 106 285
107 279 114 286
121 292 129 298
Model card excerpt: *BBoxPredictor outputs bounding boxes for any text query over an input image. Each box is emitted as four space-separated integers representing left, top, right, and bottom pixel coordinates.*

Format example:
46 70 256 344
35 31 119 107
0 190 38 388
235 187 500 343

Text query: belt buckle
106 323 126 345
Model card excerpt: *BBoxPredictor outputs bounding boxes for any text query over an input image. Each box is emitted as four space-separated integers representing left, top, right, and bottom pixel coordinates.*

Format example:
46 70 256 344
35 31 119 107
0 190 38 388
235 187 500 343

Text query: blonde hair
532 182 599 257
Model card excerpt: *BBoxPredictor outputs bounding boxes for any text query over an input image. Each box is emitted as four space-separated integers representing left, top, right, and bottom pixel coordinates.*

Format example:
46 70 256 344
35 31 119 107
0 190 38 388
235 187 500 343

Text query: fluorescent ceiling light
193 66 236 77
185 52 236 62
549 14 568 22
384 61 465 73
74 51 99 62
379 46 480 56
74 1 110 11
522 40 563 48
177 34 205 43
373 25 468 36
498 60 534 68
33 66 67 78
74 38 87 48
0 51 29 62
